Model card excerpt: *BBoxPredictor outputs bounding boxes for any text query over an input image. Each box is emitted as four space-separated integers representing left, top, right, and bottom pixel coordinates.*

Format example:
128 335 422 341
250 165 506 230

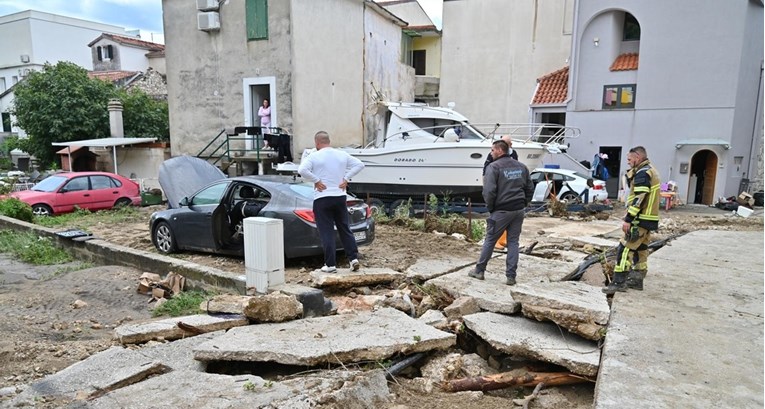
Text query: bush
0 198 34 222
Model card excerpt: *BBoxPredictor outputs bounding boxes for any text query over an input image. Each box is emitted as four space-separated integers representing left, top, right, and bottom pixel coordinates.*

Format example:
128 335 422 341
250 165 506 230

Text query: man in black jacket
469 140 534 285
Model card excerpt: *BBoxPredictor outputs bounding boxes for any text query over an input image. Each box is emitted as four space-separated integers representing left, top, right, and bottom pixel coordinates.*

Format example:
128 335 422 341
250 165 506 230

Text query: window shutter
246 0 268 41
97 46 102 61
107 45 114 59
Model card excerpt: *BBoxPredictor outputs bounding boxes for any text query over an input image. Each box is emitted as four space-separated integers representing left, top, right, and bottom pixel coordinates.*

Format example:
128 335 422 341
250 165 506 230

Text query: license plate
353 231 366 242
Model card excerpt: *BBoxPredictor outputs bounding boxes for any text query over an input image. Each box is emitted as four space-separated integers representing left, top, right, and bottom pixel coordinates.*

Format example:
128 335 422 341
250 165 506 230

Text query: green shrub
0 230 72 264
0 198 34 222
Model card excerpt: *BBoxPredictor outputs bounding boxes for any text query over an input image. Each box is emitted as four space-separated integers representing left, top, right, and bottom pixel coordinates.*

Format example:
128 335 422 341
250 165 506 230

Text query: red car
9 171 141 216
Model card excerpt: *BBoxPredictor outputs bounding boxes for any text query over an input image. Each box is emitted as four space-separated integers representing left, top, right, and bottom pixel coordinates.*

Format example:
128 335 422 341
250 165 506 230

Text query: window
246 0 268 41
623 13 640 41
603 84 636 109
0 77 5 93
91 176 117 190
97 45 114 61
190 182 229 205
11 76 18 84
1 113 10 132
63 177 89 192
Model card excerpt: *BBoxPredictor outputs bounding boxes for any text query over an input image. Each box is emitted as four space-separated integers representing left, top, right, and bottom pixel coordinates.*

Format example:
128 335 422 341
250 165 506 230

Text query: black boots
627 269 646 291
602 271 628 294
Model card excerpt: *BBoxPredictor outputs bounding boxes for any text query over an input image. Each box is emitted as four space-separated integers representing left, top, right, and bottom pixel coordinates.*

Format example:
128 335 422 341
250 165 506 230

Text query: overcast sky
0 0 443 41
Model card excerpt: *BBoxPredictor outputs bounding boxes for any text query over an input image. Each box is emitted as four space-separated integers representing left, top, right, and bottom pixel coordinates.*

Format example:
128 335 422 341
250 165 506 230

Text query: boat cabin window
408 118 484 140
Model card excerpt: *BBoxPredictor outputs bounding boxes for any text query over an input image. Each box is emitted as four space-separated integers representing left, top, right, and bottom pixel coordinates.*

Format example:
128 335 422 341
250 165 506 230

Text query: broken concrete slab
114 313 248 344
428 269 520 314
405 257 476 282
11 347 169 404
87 369 391 409
418 309 448 330
243 292 303 322
510 282 610 340
443 296 481 320
331 294 386 314
200 294 250 314
193 308 456 366
310 267 403 288
571 236 619 251
522 218 621 240
10 331 226 406
463 312 600 376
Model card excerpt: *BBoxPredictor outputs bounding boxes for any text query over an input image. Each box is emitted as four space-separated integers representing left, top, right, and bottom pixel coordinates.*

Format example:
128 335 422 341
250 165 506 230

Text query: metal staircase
196 127 291 176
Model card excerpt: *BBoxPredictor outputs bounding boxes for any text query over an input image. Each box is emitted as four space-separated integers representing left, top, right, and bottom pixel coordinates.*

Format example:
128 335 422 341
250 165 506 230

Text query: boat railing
368 123 580 149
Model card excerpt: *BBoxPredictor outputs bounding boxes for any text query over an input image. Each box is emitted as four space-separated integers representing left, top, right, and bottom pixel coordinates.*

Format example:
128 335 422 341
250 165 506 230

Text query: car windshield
32 175 67 192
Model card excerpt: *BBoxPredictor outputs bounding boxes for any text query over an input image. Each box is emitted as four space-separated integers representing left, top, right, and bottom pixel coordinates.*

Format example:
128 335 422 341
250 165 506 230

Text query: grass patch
33 206 144 229
0 230 72 265
152 290 207 317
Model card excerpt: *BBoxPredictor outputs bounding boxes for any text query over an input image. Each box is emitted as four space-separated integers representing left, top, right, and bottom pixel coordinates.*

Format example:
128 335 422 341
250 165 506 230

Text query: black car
150 175 375 258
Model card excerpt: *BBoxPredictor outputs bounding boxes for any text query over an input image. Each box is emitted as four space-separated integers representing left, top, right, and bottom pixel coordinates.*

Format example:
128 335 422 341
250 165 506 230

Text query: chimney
108 99 124 138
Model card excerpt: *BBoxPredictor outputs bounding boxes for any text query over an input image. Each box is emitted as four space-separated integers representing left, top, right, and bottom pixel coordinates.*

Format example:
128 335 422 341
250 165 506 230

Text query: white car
530 167 609 203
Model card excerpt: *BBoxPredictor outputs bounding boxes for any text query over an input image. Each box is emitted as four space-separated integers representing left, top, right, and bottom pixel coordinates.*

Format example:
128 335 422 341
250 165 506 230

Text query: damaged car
151 156 374 258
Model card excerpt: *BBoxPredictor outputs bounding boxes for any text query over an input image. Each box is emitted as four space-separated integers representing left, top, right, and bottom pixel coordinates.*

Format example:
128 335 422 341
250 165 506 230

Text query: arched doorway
688 150 718 205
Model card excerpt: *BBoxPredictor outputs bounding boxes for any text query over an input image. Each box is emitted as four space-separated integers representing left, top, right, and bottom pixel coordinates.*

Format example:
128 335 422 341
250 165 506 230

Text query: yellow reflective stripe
638 214 659 221
616 246 631 272
628 206 640 215
645 184 660 213
634 186 650 192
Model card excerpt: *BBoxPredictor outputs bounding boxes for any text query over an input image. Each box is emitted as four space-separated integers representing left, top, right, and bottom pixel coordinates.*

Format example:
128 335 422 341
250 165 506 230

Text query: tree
11 62 113 167
118 88 170 141
11 61 170 169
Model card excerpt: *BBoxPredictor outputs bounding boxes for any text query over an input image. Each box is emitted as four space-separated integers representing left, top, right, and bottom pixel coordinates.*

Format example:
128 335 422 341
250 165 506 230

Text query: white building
0 10 129 135
531 0 764 203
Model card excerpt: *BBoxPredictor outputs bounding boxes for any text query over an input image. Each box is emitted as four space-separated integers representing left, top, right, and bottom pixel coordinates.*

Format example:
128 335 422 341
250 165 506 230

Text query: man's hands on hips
314 181 326 192
339 179 348 190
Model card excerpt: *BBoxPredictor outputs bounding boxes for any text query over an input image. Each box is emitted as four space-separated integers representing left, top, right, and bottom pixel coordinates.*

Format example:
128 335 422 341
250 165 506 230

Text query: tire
32 204 53 217
368 198 386 217
153 221 177 254
114 198 133 208
390 199 414 218
560 192 579 202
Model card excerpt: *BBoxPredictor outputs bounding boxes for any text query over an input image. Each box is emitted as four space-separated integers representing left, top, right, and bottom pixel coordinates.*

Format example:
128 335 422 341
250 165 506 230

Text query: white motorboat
340 101 578 205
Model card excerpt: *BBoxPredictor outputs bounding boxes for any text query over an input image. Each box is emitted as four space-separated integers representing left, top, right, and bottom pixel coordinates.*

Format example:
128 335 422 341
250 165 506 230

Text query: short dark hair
492 140 509 153
629 146 647 157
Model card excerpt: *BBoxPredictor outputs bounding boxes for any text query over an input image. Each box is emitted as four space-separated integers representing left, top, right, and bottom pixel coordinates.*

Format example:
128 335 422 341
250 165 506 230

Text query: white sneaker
350 259 360 271
320 265 336 273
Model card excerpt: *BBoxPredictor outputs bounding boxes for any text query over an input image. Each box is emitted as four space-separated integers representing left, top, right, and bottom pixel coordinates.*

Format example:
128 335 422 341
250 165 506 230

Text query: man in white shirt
298 131 365 273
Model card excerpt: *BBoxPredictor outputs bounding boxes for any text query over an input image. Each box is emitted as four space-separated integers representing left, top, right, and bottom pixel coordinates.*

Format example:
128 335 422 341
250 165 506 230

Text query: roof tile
532 66 569 105
610 53 639 71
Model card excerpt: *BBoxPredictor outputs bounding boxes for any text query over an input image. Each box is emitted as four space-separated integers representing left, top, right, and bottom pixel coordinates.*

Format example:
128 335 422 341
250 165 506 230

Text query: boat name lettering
393 158 425 163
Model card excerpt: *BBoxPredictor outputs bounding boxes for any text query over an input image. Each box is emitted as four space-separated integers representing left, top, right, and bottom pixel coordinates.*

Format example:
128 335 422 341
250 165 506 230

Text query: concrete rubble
310 267 403 287
114 313 249 344
509 281 610 340
405 257 476 281
243 292 303 322
463 312 601 376
193 307 456 366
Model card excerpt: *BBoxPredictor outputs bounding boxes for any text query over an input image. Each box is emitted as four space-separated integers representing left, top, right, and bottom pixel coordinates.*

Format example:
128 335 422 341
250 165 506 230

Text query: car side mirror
59 188 68 193
179 197 189 207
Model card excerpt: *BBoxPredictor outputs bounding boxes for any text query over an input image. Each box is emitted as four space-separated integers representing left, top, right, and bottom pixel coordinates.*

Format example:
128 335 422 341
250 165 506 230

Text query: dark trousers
476 209 525 279
313 195 358 267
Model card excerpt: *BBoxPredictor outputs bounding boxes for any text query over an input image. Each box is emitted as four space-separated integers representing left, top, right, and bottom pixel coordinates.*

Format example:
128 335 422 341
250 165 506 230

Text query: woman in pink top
258 99 271 148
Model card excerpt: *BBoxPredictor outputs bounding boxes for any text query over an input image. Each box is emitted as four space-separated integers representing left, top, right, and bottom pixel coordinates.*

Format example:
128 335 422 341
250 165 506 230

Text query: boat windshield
408 118 486 140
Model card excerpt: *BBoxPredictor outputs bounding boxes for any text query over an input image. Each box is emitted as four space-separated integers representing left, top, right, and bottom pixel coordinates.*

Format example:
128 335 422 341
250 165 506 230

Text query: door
89 175 121 209
599 147 621 199
413 50 426 75
689 150 718 205
172 181 230 252
250 84 271 128
56 176 93 212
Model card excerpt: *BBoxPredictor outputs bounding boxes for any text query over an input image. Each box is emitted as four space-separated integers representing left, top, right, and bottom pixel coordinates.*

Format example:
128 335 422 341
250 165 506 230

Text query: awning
674 139 731 150
52 137 157 174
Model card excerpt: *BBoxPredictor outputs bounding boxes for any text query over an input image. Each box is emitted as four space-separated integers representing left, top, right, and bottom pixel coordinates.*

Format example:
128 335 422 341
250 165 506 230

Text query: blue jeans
313 195 358 267
475 209 525 279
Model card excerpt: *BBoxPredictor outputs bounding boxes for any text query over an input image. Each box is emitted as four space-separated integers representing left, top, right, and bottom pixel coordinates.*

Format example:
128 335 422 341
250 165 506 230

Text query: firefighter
603 146 661 294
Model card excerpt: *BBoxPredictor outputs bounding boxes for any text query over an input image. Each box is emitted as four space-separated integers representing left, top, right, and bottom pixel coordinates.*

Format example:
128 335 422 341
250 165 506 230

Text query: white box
244 217 285 293
736 206 753 218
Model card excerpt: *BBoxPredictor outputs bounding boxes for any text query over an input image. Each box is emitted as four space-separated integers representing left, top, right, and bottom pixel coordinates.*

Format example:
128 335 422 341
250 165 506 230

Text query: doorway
689 149 718 205
242 76 276 151
599 146 621 199
249 84 271 127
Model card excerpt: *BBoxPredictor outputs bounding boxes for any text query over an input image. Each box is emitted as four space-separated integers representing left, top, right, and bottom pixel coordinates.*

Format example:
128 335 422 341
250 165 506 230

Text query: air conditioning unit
20 54 30 63
197 0 219 11
197 12 220 31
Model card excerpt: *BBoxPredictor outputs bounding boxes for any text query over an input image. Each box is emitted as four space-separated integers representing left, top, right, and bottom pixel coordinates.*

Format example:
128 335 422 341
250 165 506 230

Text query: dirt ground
0 204 761 407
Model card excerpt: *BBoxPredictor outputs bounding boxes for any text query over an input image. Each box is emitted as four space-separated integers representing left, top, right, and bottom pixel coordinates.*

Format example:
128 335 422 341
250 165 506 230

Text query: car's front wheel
560 192 579 202
32 204 53 217
153 221 177 254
